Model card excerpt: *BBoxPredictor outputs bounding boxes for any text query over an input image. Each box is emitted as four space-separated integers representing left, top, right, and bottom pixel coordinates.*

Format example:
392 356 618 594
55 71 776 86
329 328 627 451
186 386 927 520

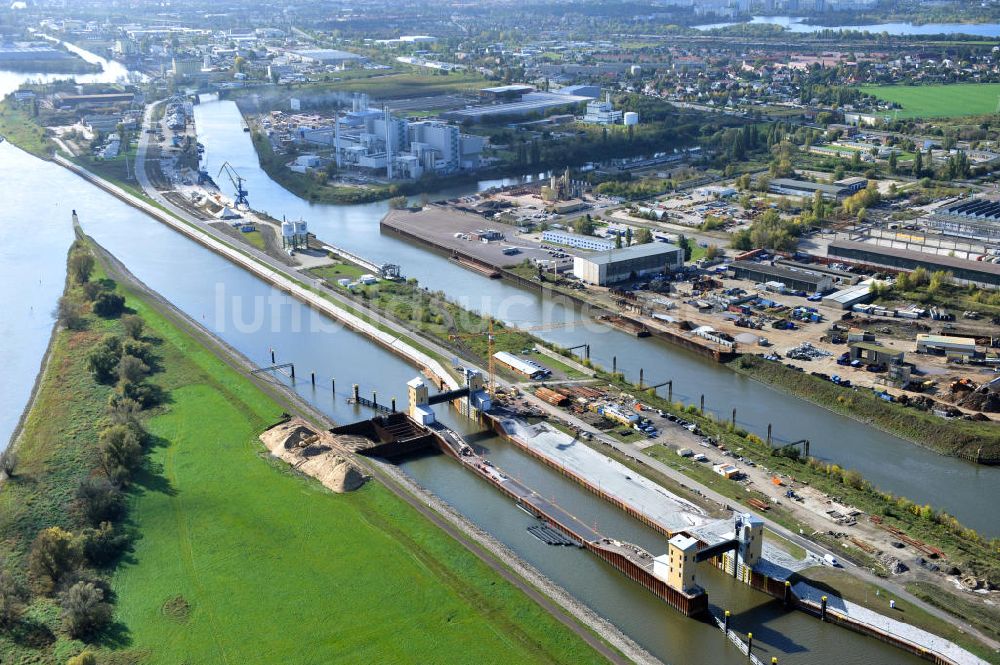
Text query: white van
823 554 840 567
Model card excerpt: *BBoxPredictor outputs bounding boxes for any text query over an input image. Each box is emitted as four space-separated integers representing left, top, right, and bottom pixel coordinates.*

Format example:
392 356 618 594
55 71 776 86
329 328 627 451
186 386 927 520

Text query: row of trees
4 243 159 650
730 209 807 253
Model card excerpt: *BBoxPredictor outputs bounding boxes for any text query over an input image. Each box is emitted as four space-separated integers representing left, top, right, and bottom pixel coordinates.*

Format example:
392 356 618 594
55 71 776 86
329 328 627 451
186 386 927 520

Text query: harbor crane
449 318 577 396
218 161 249 209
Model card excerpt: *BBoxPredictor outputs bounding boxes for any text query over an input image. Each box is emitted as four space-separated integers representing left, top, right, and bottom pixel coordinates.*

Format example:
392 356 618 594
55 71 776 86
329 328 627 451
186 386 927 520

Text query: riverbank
51 137 1000 602
0 229 621 663
17 113 1000 648
732 354 1000 463
0 100 53 159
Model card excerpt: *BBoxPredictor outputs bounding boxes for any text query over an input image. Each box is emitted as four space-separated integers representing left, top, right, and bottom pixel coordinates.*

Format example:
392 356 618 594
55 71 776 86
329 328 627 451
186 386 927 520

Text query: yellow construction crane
449 318 576 395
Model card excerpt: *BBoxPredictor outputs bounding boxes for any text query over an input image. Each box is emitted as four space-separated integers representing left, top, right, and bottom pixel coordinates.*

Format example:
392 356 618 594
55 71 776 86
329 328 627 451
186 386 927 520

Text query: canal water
192 97 1000 537
0 139 923 665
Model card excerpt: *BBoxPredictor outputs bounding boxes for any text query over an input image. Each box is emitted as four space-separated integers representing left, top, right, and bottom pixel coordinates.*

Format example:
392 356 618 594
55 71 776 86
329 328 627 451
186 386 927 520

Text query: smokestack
385 106 393 180
335 112 341 168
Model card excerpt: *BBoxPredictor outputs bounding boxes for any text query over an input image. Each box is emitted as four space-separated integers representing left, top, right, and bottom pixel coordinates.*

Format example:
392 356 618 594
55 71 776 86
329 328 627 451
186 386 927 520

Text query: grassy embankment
862 83 1000 119
0 240 610 664
308 261 590 379
732 354 999 462
0 99 55 159
66 146 147 202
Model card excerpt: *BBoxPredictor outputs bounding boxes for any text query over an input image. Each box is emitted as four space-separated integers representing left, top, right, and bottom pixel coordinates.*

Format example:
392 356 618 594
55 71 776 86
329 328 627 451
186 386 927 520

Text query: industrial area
3 2 1000 664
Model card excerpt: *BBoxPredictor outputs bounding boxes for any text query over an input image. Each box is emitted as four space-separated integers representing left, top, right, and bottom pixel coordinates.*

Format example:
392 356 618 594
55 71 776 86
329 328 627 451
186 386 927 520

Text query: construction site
259 366 989 665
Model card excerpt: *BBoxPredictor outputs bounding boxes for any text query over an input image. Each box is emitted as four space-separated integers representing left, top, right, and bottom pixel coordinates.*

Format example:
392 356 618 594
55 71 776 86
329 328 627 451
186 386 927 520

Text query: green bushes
0 570 26 628
2 243 157 654
28 527 81 594
75 477 125 526
92 291 125 318
68 250 95 285
61 581 112 639
98 424 144 484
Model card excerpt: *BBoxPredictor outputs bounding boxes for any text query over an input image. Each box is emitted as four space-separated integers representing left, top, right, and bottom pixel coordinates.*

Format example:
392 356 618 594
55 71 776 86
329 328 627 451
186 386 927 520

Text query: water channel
193 97 1000 537
0 135 922 665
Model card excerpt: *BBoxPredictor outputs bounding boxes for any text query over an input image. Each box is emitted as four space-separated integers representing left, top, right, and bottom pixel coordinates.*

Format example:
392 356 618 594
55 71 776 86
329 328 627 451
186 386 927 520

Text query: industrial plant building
492 352 551 379
827 240 1000 288
441 85 593 123
848 341 904 367
822 281 875 309
573 242 684 285
728 261 834 293
286 49 365 66
774 259 859 285
293 94 485 179
915 334 978 359
929 197 1000 242
767 176 867 200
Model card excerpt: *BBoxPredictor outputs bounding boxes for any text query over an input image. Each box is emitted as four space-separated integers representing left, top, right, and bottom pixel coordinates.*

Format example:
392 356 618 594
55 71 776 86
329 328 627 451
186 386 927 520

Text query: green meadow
862 83 1000 119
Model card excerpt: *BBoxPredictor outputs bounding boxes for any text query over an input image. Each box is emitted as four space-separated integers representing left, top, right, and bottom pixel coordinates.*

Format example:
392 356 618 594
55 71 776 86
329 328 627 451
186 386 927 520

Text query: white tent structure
215 206 242 220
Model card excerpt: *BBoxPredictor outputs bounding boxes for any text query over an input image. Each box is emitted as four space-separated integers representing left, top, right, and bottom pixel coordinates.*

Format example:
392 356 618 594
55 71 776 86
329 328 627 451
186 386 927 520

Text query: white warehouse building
573 242 684 285
542 230 614 251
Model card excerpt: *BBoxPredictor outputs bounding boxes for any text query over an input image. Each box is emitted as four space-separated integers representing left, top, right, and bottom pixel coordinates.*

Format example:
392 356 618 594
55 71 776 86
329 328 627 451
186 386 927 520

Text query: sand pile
299 454 366 493
260 420 317 451
259 418 368 493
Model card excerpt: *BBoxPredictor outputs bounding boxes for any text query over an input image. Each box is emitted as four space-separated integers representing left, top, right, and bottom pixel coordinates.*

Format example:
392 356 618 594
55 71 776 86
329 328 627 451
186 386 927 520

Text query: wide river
694 16 1000 36
0 134 923 665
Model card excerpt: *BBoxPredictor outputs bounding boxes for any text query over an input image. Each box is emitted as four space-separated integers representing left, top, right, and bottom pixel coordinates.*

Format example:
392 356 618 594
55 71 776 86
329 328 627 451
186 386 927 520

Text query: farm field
862 83 1000 118
110 283 607 664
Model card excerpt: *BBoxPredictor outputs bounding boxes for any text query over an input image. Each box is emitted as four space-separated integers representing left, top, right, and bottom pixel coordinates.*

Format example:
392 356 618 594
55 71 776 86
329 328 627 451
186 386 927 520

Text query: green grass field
109 282 607 663
0 100 54 159
0 243 607 663
862 83 1000 119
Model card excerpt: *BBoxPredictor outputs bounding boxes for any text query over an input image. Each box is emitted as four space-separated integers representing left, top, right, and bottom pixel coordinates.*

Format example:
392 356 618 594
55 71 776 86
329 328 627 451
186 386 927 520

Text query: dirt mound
259 420 318 451
956 387 1000 413
259 418 368 493
301 454 366 493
